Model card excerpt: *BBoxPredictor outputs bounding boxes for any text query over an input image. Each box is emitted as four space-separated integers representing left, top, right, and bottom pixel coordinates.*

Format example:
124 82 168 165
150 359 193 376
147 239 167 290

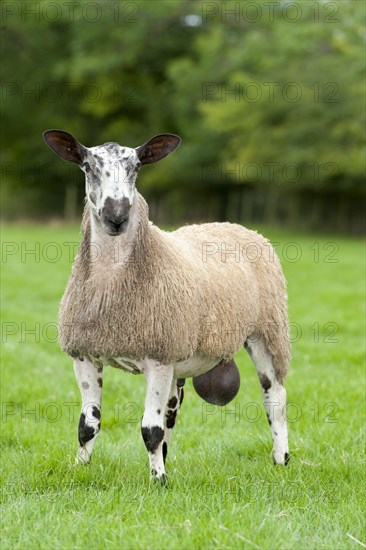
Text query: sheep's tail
255 241 291 384
261 319 291 384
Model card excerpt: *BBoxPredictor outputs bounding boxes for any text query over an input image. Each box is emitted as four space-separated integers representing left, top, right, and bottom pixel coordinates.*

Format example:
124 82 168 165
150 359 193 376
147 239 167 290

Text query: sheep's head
43 130 181 236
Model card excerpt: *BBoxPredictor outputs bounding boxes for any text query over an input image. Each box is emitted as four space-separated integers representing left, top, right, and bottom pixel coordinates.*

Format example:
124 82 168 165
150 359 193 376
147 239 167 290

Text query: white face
81 142 141 236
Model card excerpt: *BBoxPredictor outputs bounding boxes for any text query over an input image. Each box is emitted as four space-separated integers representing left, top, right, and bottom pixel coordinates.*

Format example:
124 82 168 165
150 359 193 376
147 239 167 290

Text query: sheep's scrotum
192 359 240 406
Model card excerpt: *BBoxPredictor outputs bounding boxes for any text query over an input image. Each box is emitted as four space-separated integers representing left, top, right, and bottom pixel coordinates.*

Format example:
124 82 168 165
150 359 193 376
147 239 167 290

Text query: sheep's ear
135 134 181 165
43 130 87 165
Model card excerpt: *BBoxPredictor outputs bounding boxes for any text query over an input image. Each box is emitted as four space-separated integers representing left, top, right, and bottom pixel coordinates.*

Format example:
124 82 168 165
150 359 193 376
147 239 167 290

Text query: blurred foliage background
1 0 365 233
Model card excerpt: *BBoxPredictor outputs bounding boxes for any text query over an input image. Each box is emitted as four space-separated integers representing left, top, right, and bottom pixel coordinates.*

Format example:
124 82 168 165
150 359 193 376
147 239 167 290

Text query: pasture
1 223 365 550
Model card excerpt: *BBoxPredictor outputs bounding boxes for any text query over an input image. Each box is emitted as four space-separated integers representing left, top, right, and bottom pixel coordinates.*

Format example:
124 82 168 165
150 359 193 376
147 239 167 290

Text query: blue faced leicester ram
43 130 291 483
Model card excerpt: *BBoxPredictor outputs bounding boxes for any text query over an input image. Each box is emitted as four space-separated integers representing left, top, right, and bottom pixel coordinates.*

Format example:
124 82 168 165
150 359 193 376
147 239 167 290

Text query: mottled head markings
80 142 140 230
71 141 143 237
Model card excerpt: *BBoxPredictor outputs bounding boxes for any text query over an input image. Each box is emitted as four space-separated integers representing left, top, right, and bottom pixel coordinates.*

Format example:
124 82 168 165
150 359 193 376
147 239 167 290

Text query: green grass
1 223 365 550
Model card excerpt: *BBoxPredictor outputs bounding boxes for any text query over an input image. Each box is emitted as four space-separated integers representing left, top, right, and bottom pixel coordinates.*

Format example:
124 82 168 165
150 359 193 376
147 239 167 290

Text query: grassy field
1 222 365 550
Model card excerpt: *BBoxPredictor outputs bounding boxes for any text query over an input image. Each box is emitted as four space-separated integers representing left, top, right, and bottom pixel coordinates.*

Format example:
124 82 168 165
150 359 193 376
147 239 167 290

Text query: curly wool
59 193 290 381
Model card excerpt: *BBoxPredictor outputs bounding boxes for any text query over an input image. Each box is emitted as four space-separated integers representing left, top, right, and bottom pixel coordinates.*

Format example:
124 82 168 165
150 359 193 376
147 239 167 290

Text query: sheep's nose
106 217 124 231
102 197 131 235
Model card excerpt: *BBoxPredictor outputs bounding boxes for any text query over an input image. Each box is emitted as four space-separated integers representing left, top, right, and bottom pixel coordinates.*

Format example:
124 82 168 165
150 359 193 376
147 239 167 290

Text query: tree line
1 0 364 233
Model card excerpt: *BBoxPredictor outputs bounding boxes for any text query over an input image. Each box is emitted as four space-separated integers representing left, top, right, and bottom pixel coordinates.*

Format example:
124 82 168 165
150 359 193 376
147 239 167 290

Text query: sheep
43 129 291 482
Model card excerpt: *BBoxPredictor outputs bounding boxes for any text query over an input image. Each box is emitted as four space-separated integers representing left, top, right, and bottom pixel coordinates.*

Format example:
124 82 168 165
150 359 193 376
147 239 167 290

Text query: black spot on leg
92 406 101 420
82 381 89 390
106 171 110 177
155 391 159 396
177 378 185 387
259 374 272 393
162 442 167 464
141 426 164 454
168 396 178 409
266 412 272 426
78 413 95 446
157 409 161 415
97 377 103 388
179 387 184 407
166 409 177 429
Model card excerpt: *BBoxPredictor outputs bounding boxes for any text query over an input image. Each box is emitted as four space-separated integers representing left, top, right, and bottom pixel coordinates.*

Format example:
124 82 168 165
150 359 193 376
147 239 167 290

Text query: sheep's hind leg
245 338 289 465
74 356 103 464
141 362 174 484
162 378 185 465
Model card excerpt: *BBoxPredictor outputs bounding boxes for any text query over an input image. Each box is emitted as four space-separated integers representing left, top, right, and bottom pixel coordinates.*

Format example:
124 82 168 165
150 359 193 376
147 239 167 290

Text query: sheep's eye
82 162 91 172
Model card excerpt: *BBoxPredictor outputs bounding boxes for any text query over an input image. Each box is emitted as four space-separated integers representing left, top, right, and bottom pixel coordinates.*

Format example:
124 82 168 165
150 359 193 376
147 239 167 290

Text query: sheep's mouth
103 219 129 236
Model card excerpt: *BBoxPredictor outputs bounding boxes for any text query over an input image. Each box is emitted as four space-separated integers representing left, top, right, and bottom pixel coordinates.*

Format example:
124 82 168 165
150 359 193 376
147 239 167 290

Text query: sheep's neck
88 194 148 273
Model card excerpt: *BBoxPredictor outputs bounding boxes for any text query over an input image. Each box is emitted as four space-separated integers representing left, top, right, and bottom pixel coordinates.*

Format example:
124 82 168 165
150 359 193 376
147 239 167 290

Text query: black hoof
158 473 168 486
150 469 168 486
273 452 290 466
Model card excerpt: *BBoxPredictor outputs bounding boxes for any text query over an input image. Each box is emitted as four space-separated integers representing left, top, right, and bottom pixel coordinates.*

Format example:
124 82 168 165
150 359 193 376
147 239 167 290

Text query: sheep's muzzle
101 197 131 236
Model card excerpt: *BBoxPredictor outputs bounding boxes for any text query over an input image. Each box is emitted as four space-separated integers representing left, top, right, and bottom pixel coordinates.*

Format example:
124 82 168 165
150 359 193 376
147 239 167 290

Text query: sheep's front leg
74 356 103 464
141 362 174 483
162 378 185 465
245 338 289 465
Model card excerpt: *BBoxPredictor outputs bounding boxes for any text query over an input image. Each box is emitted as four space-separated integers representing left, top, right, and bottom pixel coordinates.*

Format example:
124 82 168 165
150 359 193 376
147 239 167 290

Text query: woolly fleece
59 193 290 381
